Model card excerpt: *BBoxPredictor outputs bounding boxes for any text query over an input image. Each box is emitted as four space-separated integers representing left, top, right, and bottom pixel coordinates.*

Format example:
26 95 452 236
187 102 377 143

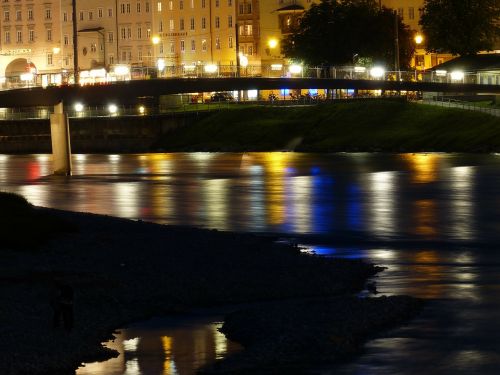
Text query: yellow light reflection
402 154 439 183
162 336 175 375
203 179 229 230
412 250 444 299
414 199 438 237
262 153 293 225
212 324 227 359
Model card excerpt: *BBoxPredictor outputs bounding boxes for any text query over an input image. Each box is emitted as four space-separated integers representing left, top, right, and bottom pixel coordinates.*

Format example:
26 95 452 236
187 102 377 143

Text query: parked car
210 92 234 102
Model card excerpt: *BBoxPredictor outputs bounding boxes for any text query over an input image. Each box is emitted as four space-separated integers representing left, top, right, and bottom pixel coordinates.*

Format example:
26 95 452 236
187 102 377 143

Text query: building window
47 29 52 41
108 32 114 42
4 31 10 44
16 30 22 43
29 29 34 42
409 7 415 20
180 40 185 52
215 16 220 28
191 39 195 51
216 37 220 50
3 11 9 22
228 15 232 28
180 18 184 30
45 8 51 20
47 53 53 66
108 8 113 17
64 35 69 45
16 10 21 21
137 2 141 12
190 17 194 30
228 36 233 48
98 8 103 18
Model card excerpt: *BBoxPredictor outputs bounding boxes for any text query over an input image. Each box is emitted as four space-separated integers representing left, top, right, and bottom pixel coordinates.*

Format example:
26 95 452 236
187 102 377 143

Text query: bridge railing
422 96 500 117
2 64 499 91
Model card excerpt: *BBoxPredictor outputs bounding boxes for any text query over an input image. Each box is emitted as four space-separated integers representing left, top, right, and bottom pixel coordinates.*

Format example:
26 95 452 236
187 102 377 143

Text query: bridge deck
0 78 499 107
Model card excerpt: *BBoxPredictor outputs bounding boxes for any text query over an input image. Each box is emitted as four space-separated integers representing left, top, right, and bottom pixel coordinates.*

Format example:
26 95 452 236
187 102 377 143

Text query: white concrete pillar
50 102 72 176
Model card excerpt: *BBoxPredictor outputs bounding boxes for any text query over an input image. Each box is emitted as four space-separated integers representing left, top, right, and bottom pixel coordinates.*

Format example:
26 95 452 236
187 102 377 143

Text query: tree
282 0 413 68
420 0 500 56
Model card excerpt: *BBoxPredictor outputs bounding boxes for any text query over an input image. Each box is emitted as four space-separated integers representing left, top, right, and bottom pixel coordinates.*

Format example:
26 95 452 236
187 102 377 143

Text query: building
0 0 64 87
0 0 239 85
152 0 238 77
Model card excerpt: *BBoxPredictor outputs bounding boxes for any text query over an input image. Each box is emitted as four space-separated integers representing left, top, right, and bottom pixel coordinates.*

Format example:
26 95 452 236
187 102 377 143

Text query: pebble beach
1 206 421 374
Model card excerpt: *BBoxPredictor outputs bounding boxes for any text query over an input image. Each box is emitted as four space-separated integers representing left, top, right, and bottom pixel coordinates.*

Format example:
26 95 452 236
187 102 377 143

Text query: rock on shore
0 207 378 374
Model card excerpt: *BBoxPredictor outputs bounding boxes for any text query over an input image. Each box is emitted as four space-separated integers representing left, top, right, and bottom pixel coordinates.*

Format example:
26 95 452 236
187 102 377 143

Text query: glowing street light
157 58 166 72
114 65 130 76
239 53 249 68
415 34 424 45
74 103 84 112
151 35 161 45
268 38 278 49
450 70 465 81
204 64 218 74
370 66 385 79
289 64 303 75
108 104 118 115
53 47 61 54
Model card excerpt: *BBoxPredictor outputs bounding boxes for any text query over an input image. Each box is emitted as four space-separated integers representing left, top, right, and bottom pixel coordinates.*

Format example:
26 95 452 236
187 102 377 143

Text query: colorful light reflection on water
0 153 497 244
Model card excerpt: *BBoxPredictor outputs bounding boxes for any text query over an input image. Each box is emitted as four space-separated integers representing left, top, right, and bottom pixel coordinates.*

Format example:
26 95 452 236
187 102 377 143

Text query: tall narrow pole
394 11 400 81
72 0 79 84
235 23 240 78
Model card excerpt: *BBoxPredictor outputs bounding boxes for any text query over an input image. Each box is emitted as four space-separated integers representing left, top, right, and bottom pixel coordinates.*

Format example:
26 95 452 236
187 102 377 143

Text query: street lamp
415 34 424 45
268 38 278 49
151 35 161 77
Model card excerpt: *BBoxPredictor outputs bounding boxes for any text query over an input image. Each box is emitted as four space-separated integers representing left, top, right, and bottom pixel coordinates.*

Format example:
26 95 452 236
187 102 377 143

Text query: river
1 152 500 374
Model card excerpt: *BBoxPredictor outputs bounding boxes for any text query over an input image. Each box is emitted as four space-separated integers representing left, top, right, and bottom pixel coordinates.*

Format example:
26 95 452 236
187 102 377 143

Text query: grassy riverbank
0 192 422 374
154 100 500 153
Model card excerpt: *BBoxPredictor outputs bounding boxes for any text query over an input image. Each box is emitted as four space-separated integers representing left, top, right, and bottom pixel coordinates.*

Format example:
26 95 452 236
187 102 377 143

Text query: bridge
2 75 499 176
1 77 500 107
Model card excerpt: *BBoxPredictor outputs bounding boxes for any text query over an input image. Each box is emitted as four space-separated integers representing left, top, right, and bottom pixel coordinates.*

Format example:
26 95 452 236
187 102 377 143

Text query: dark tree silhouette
420 0 500 56
282 0 413 68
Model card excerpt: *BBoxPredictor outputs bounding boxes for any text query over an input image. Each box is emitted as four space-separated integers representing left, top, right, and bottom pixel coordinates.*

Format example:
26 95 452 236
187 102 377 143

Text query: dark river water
1 152 500 374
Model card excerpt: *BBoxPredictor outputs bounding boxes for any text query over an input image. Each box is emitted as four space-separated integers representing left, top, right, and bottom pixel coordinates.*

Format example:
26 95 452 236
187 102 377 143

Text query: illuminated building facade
152 0 238 75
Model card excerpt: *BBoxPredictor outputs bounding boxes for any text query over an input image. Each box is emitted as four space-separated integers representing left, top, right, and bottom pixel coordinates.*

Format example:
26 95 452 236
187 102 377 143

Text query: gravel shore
0 207 382 374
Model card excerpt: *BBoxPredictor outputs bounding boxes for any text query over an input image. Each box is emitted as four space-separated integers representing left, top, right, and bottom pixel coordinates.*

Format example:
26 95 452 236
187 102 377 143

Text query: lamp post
414 33 424 81
72 0 78 85
151 35 160 77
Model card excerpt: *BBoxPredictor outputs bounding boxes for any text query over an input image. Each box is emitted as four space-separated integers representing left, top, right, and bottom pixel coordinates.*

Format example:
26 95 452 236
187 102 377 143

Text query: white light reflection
290 176 312 233
449 166 475 241
369 172 397 238
109 155 121 163
203 179 229 230
114 183 140 219
123 337 140 352
248 165 265 231
18 185 48 207
124 359 141 375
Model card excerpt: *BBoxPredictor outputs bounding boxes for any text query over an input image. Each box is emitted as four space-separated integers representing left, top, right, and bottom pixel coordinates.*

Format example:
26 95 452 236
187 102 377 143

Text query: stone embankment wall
0 112 208 153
